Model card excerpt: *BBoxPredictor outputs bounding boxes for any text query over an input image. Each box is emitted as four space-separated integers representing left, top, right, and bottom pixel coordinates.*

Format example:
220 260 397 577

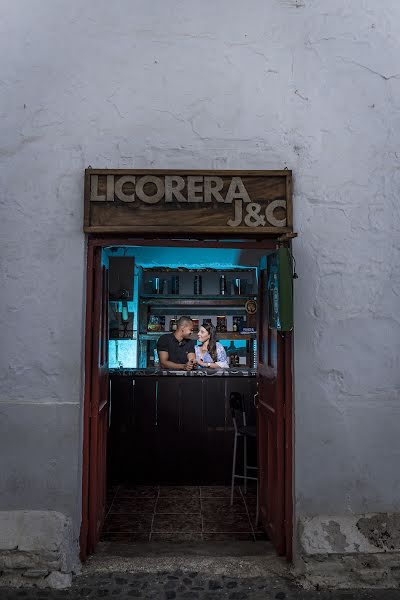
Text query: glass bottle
227 341 236 367
219 274 226 295
194 275 202 295
171 275 180 295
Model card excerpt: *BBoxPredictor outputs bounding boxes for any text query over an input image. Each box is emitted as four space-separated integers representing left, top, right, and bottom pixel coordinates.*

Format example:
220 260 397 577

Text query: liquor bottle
217 316 227 333
219 274 226 295
171 275 180 295
230 353 240 368
194 275 202 295
227 341 236 367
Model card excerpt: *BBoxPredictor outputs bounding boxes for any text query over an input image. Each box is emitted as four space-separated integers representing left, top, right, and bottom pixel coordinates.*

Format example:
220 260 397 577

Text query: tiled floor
101 484 267 543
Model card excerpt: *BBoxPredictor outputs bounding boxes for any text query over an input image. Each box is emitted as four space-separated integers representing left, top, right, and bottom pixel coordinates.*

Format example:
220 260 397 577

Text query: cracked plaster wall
0 0 399 564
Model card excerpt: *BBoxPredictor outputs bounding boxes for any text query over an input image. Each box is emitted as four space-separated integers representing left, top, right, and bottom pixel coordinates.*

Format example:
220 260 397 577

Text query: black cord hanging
288 247 299 279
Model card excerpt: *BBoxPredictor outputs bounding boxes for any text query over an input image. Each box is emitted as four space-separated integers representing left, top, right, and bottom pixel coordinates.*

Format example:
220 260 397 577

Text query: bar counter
109 367 256 377
109 368 257 484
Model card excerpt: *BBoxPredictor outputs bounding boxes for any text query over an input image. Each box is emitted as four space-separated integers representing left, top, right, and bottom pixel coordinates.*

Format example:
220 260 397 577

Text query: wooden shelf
137 269 257 369
140 294 255 299
139 332 256 340
139 295 256 307
109 330 137 340
142 267 255 273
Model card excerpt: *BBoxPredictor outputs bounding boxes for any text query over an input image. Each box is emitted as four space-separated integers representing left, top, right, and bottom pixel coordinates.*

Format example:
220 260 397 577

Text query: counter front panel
109 373 257 485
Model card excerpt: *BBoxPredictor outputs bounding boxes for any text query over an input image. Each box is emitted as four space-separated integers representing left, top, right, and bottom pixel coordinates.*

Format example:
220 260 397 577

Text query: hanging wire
288 247 299 279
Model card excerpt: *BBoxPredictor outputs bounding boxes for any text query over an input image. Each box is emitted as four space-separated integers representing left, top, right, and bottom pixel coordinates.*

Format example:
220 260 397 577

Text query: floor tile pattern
101 484 267 543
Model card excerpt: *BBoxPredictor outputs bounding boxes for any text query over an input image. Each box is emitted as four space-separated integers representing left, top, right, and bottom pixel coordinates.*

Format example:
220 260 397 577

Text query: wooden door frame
284 331 293 561
80 241 94 561
80 235 293 560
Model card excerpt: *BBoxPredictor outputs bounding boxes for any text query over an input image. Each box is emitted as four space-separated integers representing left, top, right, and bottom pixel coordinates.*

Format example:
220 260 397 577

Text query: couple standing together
156 316 229 371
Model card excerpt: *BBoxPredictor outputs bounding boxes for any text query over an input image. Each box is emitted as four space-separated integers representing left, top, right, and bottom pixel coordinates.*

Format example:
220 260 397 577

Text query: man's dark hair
176 316 193 328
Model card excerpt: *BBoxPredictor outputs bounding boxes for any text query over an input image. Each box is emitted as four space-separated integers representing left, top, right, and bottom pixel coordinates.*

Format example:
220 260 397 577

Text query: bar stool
229 391 259 525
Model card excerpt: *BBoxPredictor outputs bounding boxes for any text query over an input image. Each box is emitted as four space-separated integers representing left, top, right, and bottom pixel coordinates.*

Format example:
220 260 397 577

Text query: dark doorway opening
80 237 293 562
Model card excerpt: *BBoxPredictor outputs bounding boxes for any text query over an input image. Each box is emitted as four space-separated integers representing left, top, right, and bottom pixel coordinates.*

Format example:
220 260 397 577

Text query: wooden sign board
84 169 292 235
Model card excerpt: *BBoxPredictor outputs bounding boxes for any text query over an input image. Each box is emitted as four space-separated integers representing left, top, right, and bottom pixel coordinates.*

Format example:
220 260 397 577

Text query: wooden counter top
109 367 256 377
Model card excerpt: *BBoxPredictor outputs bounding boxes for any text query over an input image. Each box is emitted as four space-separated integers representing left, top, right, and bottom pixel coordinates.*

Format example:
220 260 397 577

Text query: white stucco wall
1 0 400 568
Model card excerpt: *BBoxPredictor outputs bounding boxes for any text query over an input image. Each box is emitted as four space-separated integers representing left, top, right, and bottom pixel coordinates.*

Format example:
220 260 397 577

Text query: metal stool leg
230 431 238 506
255 478 259 528
243 435 248 494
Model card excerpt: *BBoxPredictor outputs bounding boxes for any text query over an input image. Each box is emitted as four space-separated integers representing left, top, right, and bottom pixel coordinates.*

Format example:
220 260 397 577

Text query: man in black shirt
157 316 196 370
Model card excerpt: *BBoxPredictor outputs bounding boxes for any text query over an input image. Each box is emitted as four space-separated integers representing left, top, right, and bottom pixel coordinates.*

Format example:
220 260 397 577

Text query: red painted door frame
256 254 293 560
80 243 94 560
80 242 110 559
284 331 293 561
80 235 293 560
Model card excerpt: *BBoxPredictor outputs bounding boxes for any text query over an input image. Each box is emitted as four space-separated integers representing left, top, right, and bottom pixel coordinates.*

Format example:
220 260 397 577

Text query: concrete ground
2 541 400 599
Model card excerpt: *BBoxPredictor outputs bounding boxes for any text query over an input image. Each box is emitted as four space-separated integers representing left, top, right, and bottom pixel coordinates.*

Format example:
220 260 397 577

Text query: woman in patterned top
195 323 229 369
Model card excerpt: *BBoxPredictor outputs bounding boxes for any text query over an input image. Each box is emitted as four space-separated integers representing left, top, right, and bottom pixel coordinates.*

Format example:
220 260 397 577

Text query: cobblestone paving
2 571 400 599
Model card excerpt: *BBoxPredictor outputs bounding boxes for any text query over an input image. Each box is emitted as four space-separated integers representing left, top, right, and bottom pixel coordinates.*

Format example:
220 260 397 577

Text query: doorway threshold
96 539 274 558
83 540 290 581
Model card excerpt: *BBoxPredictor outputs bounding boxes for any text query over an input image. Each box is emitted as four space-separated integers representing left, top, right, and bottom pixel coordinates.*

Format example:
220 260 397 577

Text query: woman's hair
202 322 218 362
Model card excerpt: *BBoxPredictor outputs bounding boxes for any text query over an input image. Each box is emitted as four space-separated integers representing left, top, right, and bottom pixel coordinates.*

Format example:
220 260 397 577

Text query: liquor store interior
90 242 293 548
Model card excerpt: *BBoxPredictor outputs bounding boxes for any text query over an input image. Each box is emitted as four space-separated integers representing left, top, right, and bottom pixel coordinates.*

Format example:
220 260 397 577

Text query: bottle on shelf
227 341 237 367
148 315 161 331
233 278 242 295
216 316 227 333
230 353 240 368
219 274 227 295
152 277 161 294
193 275 202 295
171 275 180 295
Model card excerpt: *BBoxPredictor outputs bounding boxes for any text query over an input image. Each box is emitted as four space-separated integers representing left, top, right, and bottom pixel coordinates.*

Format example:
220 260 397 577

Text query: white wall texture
1 0 400 573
